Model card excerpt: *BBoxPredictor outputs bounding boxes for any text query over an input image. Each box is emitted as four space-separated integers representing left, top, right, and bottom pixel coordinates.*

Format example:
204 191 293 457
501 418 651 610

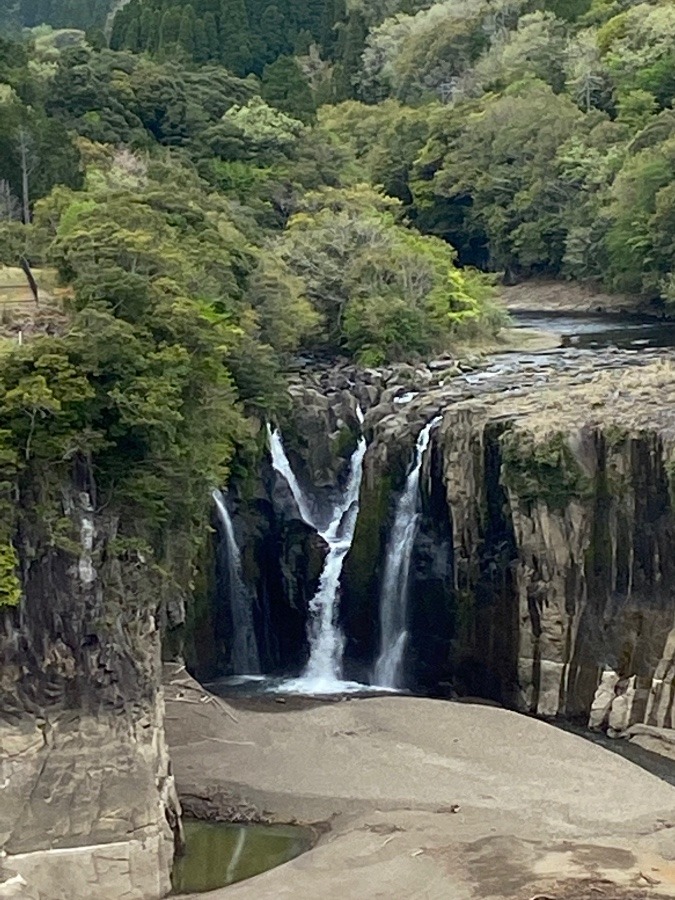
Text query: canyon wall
243 356 675 731
438 400 675 730
0 476 179 899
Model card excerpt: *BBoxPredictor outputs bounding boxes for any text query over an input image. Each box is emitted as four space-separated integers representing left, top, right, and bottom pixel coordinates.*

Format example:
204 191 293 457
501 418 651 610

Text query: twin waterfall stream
214 411 438 693
373 416 441 689
212 490 261 675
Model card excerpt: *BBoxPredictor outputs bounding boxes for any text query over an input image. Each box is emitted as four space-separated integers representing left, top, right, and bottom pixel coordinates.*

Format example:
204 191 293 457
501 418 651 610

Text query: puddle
172 820 313 894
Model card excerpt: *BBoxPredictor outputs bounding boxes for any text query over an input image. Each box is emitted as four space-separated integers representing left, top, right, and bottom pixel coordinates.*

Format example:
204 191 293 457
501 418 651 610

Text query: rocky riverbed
165 667 675 900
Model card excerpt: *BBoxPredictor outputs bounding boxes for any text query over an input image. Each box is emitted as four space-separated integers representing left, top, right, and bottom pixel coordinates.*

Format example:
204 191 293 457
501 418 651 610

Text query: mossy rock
500 429 592 509
331 423 358 462
341 467 393 660
347 470 393 595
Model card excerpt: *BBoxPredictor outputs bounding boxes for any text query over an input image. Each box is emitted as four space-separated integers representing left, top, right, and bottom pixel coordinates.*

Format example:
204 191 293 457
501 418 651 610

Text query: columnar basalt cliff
219 352 675 734
389 359 675 728
436 367 675 729
0 478 179 900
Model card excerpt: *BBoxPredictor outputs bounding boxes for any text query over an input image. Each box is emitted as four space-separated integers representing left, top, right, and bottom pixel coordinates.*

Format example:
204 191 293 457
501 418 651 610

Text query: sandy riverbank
164 669 675 900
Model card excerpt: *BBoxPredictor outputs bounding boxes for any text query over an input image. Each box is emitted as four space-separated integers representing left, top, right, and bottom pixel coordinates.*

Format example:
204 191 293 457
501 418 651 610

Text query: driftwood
166 674 240 723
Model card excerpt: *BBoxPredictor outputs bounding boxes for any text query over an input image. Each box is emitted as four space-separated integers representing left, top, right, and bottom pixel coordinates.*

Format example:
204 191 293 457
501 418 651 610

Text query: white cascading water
212 489 261 675
372 416 441 689
267 414 367 692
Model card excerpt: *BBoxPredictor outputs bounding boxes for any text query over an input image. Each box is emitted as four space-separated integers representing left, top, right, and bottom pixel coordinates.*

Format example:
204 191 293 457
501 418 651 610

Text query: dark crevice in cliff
406 438 454 694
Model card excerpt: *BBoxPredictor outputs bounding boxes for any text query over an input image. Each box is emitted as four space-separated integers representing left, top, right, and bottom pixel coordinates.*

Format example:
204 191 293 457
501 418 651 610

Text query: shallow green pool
171 820 313 894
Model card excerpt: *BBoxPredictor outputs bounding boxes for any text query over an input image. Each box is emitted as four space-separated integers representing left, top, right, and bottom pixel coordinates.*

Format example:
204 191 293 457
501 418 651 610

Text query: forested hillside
1 0 112 31
1 0 674 606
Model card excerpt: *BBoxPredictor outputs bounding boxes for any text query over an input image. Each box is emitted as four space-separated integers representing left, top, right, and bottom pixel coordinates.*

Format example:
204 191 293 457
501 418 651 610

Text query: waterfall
266 429 322 531
212 490 261 675
267 418 367 691
373 416 441 689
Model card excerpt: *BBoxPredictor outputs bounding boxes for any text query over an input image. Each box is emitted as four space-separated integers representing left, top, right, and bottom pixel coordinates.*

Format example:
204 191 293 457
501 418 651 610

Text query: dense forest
1 0 111 31
1 0 674 607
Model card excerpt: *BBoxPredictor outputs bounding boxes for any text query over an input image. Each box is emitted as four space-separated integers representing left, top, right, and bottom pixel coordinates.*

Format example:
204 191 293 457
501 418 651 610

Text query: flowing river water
512 309 675 350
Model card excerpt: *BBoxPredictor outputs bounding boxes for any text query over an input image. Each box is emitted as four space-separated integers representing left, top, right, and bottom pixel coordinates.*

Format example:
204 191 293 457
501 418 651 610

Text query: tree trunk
18 129 31 225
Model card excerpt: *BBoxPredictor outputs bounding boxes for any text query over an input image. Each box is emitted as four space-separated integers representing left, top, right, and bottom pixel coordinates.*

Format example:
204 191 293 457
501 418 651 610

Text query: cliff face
343 355 675 729
0 480 179 899
430 362 675 728
437 410 675 728
204 352 675 733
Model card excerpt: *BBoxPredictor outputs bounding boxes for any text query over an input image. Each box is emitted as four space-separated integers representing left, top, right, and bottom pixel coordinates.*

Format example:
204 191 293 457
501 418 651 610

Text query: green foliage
603 136 675 298
6 0 675 619
543 0 592 21
261 56 316 121
0 543 21 607
501 430 592 508
15 0 111 30
318 100 430 203
44 47 256 147
0 81 83 218
111 0 340 75
270 184 497 362
360 0 552 105
412 82 584 275
0 150 290 606
601 4 675 108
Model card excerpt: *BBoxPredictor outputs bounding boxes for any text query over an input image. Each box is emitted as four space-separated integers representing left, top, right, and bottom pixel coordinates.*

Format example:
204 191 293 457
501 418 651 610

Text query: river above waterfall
512 310 675 350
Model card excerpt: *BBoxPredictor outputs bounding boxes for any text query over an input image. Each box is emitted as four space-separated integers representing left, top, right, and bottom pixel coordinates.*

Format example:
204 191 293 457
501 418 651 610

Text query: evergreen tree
219 0 252 75
124 15 141 53
258 4 287 68
544 0 592 21
178 7 197 57
18 0 111 29
159 6 182 55
139 8 156 51
333 9 366 101
261 55 316 121
194 18 209 63
294 28 313 56
110 6 131 49
320 0 345 59
204 11 220 60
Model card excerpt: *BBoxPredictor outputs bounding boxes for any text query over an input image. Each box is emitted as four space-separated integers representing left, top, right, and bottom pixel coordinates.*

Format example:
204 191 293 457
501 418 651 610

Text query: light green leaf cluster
268 184 497 363
0 543 21 608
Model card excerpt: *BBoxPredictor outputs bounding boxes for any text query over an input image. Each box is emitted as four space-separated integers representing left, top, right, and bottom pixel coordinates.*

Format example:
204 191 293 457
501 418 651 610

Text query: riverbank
499 279 667 317
165 668 675 900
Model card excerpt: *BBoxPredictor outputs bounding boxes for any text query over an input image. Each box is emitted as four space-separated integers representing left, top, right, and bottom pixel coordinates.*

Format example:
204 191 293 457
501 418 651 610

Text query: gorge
5 309 675 900
266 417 366 692
4 0 675 892
201 322 675 737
